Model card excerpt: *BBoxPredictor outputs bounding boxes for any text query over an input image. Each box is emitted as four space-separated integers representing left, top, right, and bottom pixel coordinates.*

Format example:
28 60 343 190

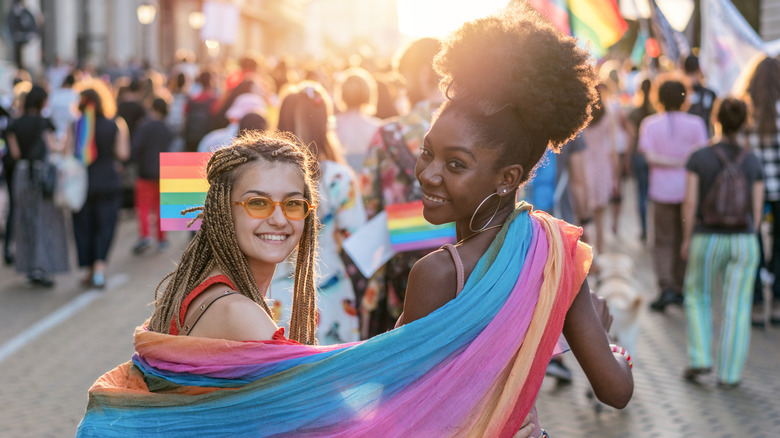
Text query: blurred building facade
0 0 402 80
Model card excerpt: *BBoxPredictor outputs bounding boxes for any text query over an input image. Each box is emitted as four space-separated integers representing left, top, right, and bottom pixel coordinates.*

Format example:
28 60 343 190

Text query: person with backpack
680 98 763 388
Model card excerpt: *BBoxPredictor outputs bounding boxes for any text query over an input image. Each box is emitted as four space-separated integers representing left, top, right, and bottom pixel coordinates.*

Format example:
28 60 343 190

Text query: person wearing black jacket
131 98 174 254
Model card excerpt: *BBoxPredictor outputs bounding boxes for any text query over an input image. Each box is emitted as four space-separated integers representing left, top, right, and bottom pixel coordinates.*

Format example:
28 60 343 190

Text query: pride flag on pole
160 152 212 231
386 201 456 252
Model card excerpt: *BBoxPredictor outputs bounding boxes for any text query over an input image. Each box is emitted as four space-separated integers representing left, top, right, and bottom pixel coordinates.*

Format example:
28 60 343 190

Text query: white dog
594 253 642 361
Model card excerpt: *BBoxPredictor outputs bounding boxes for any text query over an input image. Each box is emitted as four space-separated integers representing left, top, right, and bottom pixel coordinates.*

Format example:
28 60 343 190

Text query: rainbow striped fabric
77 205 592 437
74 105 97 166
159 152 212 231
386 200 455 252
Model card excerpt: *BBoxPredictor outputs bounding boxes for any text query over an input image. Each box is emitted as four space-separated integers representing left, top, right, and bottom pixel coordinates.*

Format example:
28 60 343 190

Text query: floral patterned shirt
358 100 440 337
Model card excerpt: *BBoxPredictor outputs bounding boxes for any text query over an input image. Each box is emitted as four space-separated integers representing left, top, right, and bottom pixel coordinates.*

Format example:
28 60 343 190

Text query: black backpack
183 97 216 152
701 146 751 228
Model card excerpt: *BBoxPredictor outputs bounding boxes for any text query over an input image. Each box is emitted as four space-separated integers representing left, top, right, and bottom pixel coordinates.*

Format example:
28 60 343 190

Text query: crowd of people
0 4 778 432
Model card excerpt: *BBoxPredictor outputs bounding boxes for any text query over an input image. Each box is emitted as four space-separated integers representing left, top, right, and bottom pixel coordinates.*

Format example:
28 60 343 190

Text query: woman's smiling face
231 159 307 270
415 108 506 228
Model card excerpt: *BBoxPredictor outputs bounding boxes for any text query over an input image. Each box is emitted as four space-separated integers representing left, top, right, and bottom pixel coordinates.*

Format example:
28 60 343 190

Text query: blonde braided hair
148 131 319 344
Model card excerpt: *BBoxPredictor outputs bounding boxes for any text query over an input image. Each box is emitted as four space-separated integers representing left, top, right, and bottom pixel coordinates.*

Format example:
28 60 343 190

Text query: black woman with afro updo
395 5 634 435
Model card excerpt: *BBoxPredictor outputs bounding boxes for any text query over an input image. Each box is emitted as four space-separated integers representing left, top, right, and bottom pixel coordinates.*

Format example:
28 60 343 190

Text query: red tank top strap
442 244 465 297
170 274 237 335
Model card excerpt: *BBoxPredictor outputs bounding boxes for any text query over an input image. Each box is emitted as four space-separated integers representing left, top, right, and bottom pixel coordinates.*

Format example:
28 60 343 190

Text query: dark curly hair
433 5 598 184
658 80 687 111
716 97 747 135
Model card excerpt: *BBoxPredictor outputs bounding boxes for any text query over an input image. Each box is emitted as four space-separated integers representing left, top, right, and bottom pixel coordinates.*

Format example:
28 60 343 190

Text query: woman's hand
680 237 690 261
513 405 541 438
590 292 613 333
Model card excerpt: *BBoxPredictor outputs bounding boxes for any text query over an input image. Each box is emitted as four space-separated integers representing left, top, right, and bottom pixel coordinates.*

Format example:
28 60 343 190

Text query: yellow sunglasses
232 196 316 221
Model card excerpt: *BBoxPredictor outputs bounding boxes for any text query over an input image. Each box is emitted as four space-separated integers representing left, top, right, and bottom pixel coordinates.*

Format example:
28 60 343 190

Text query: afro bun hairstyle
433 4 598 177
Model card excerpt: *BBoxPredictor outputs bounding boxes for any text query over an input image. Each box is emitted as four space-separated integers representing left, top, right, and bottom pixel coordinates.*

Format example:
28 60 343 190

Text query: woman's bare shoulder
403 248 459 323
187 291 279 341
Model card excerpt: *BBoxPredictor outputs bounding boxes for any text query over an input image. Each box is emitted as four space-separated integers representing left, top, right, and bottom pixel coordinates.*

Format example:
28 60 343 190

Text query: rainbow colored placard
386 200 455 252
160 152 212 231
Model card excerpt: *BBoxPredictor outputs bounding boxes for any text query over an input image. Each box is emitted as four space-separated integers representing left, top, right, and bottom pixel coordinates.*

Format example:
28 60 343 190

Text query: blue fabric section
78 210 536 437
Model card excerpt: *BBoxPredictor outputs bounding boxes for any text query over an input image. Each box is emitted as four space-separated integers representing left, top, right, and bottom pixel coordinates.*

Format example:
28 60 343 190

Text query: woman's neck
247 262 276 297
455 204 514 242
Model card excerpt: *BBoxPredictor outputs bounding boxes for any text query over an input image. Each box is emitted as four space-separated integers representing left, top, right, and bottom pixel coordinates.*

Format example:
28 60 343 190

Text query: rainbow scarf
74 104 98 166
77 204 591 437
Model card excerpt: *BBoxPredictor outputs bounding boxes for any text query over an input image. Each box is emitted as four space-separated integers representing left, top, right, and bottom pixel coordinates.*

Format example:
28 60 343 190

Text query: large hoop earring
469 192 501 232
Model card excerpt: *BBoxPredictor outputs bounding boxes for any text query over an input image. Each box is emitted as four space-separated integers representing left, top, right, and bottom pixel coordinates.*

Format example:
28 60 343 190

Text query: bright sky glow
397 0 510 38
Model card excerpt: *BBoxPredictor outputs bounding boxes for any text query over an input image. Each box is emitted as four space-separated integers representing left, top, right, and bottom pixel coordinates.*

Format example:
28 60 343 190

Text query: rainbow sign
160 152 212 231
386 201 456 252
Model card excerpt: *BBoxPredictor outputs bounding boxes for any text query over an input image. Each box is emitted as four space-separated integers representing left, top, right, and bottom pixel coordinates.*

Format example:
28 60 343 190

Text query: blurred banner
648 0 690 64
700 0 765 95
200 1 240 45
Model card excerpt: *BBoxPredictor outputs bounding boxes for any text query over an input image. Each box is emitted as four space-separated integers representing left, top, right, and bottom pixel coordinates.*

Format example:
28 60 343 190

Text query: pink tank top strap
442 244 465 297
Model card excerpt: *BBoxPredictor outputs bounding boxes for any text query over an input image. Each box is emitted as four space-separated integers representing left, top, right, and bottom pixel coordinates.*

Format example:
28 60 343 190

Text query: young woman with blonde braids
147 130 320 344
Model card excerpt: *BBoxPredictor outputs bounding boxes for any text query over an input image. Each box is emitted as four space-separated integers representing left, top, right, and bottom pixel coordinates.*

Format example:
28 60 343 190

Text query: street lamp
136 2 157 65
188 11 205 30
136 3 157 25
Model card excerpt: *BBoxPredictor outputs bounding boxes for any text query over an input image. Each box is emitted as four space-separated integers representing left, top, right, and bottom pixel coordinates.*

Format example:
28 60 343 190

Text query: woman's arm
753 181 765 233
680 172 699 260
6 132 21 160
563 279 634 409
114 117 131 162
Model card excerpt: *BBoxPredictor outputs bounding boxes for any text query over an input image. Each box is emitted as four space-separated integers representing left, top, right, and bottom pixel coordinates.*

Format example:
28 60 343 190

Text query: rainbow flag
567 0 627 58
386 200 455 252
74 105 97 166
159 152 212 231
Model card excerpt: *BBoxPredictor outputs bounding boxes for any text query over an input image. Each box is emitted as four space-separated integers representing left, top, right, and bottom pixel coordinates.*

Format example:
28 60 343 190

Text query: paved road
0 181 778 437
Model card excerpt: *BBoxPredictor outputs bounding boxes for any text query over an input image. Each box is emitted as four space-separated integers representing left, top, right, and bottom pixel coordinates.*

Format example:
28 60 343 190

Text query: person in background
47 73 79 142
684 54 717 137
334 67 382 173
640 78 708 312
166 72 188 137
275 81 366 344
183 71 218 152
237 112 268 135
5 84 70 287
628 78 655 241
67 82 130 288
745 56 780 326
681 97 763 387
198 92 266 153
359 37 443 338
115 78 147 209
131 97 174 255
582 88 619 256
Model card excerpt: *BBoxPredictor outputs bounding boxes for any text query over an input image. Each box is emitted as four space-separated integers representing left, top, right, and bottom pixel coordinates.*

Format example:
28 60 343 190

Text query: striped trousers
683 232 759 384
